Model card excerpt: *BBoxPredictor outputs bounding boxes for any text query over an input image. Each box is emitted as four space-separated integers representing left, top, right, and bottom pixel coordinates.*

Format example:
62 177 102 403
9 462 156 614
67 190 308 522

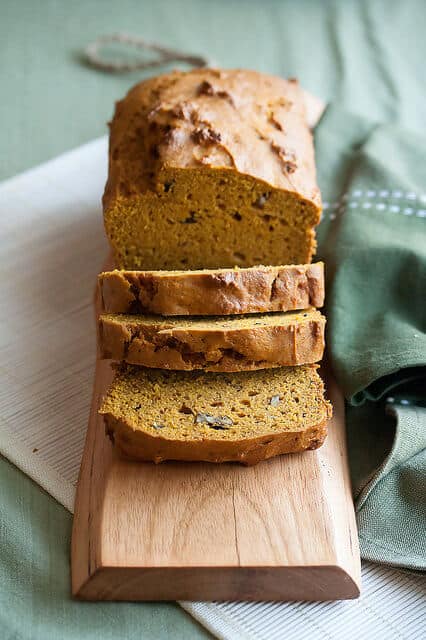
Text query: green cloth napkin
314 105 426 570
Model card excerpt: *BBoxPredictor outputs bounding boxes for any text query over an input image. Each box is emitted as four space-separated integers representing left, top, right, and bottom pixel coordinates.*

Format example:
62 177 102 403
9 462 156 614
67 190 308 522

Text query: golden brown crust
105 415 329 466
98 310 325 371
99 262 324 316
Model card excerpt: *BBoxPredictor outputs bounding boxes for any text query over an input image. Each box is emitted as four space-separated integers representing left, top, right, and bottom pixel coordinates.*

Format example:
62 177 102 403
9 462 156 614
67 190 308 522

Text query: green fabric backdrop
1 1 425 638
2 0 425 181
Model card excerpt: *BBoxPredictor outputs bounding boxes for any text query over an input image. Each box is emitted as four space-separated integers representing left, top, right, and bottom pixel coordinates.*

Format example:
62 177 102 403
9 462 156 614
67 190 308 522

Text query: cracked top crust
99 262 324 316
103 68 321 210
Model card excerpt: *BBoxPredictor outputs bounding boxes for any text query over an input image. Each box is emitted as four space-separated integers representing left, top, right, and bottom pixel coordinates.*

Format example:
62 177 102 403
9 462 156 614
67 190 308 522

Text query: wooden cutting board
71 286 361 602
71 91 361 601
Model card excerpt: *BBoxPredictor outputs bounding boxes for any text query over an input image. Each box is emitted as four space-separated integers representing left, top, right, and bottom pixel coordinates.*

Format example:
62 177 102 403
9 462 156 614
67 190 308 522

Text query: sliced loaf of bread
99 308 325 371
99 364 332 465
103 69 321 270
99 262 324 316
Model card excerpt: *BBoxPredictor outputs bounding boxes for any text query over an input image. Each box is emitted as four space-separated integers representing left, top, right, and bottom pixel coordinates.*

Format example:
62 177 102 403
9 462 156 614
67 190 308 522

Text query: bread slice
99 364 332 465
103 69 321 270
99 308 325 371
99 262 324 316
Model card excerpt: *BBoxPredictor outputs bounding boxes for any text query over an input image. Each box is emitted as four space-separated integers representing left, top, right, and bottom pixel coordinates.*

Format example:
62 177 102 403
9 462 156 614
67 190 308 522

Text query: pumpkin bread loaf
99 308 325 371
99 262 324 316
103 68 322 270
99 364 332 465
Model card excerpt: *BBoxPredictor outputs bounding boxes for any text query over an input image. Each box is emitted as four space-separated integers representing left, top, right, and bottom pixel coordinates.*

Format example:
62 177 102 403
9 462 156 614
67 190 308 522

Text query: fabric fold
314 105 426 569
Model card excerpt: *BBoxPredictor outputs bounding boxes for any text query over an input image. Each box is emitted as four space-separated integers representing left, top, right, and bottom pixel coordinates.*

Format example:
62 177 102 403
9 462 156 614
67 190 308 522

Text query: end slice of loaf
99 308 325 371
99 262 324 316
99 365 332 465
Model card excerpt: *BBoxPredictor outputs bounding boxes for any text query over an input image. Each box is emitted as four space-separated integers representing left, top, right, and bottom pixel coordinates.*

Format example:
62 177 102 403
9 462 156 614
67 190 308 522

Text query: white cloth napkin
0 139 424 640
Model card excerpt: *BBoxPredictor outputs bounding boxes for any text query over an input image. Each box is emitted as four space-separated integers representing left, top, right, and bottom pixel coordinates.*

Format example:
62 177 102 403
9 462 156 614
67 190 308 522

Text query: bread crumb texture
99 364 332 464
